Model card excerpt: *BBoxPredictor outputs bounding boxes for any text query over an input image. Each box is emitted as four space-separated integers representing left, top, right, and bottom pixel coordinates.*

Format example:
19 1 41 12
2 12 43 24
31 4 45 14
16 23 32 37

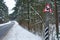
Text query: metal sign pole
45 12 50 40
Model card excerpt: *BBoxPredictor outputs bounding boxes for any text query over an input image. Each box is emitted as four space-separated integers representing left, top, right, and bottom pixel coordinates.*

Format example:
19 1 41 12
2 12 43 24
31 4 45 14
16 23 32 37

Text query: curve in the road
0 21 15 40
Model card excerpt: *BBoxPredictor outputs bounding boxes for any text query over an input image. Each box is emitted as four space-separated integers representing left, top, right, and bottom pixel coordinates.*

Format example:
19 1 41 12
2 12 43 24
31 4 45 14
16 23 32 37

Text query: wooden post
54 0 59 40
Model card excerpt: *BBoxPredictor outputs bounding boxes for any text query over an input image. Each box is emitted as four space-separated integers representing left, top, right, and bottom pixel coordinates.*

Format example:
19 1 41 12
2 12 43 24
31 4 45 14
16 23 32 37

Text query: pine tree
0 0 9 23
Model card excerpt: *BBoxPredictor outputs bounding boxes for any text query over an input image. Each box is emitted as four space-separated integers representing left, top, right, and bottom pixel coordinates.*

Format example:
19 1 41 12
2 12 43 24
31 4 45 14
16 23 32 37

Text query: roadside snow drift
2 21 42 40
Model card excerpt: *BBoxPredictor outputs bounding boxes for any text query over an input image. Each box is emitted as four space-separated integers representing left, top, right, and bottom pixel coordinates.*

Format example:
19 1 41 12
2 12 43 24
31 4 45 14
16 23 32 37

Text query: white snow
49 24 58 40
2 21 42 40
0 21 11 26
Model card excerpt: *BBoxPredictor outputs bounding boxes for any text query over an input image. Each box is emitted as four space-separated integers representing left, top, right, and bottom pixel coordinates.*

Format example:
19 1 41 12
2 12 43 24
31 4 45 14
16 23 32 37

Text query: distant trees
9 0 55 36
9 0 44 35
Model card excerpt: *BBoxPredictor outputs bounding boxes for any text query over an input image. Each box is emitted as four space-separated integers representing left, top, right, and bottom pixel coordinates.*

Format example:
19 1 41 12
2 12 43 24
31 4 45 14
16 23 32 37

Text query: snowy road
0 21 15 40
0 21 42 40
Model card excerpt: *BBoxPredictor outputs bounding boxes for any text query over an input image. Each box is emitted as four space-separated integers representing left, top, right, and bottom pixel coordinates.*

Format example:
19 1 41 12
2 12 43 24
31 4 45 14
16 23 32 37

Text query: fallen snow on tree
2 21 42 40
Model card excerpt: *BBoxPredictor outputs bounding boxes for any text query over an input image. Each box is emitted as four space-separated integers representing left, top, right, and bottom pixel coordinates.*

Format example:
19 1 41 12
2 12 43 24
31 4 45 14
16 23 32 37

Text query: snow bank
0 21 11 26
2 21 42 40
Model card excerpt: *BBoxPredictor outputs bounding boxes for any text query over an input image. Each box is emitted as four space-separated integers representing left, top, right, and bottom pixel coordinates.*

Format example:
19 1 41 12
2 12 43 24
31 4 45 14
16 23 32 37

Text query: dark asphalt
0 21 15 40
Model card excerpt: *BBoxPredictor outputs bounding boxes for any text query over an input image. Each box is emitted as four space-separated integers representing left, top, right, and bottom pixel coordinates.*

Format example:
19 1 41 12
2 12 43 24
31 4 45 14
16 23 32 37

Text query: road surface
0 21 15 40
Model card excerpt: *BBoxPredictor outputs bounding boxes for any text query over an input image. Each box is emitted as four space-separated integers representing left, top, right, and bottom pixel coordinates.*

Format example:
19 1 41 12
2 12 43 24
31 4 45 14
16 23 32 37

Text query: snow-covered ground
2 21 42 40
1 21 59 40
0 21 11 26
49 24 57 40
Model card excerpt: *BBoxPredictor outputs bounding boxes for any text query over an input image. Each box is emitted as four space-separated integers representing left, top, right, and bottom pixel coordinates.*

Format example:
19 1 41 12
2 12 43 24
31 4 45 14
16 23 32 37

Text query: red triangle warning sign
43 3 53 13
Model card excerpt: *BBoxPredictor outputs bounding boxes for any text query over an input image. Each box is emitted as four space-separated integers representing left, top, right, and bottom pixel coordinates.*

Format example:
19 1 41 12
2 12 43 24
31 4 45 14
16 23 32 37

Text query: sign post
45 12 49 40
43 3 53 40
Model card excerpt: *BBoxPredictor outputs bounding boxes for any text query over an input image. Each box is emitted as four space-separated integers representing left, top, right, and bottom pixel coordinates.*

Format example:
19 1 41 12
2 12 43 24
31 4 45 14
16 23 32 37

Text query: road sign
43 3 53 13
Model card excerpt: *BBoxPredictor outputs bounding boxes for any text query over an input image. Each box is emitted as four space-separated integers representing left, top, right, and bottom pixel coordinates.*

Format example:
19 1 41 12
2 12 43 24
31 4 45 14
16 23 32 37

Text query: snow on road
2 21 42 40
0 21 11 26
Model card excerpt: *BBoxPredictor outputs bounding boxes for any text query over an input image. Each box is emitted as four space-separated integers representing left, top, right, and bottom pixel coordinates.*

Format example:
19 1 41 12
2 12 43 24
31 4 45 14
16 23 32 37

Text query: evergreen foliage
0 0 9 23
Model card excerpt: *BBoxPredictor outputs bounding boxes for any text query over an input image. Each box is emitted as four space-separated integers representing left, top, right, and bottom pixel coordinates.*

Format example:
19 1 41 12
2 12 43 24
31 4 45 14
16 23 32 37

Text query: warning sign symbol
43 3 53 13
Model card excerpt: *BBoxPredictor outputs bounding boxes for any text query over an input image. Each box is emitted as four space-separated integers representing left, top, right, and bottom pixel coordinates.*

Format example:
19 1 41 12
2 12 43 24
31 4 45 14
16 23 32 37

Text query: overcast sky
4 0 16 14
